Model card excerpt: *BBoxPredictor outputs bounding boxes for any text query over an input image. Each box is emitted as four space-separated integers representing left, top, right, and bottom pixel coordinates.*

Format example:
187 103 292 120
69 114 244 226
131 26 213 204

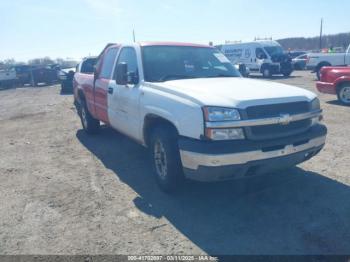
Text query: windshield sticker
214 53 230 63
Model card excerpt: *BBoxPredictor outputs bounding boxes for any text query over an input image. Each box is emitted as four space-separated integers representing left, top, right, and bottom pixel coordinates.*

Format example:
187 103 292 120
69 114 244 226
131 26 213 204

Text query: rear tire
149 125 184 193
337 85 350 105
80 100 100 134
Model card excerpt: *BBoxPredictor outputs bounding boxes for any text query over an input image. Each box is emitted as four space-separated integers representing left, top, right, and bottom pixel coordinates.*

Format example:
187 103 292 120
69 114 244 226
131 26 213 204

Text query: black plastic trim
179 124 327 155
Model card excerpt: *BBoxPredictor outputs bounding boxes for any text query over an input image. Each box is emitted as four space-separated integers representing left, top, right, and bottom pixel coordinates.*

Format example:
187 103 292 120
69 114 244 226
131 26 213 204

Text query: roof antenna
133 29 136 43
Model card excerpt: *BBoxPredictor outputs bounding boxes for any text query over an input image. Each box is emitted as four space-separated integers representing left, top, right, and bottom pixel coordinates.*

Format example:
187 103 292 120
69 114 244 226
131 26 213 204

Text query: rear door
94 47 119 124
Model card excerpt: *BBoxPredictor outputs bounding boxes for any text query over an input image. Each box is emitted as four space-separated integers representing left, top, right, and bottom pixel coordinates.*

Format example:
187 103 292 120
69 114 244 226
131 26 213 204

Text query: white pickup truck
307 44 350 79
74 42 327 192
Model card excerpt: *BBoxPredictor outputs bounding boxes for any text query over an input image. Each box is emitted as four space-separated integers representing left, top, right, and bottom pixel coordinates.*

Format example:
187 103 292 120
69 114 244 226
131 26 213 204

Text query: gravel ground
0 71 349 255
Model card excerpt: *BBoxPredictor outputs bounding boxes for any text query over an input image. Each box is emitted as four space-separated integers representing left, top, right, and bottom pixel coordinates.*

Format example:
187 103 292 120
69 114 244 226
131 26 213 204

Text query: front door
255 47 268 71
108 47 141 141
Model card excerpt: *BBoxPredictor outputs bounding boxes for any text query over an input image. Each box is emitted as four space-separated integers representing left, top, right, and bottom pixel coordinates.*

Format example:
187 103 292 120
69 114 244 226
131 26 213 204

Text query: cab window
256 48 267 59
115 47 139 78
81 58 97 74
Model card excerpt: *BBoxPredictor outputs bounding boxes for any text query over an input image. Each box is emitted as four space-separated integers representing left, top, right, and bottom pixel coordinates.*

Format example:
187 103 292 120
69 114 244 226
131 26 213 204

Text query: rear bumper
316 81 337 95
179 124 327 182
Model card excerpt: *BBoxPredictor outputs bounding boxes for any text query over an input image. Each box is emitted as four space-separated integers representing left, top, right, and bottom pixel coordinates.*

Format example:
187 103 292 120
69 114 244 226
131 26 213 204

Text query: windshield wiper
159 74 198 82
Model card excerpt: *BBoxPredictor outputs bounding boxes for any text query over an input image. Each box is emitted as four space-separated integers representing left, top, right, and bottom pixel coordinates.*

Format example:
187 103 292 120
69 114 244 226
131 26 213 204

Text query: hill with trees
277 32 350 51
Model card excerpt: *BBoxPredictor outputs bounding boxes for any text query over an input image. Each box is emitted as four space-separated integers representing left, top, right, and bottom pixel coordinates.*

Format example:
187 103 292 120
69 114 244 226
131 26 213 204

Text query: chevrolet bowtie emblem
279 113 292 125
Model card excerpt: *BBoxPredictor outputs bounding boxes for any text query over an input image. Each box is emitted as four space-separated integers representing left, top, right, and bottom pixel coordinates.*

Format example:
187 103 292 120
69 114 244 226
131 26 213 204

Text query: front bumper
179 124 327 182
316 81 337 95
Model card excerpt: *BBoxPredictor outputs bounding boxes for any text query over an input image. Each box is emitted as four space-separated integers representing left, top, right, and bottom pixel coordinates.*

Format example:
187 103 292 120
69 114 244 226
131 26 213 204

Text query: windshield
264 45 284 56
142 46 241 82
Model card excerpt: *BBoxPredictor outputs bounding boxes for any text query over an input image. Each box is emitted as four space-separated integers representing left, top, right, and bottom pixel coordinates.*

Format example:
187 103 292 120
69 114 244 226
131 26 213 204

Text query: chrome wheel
154 140 168 180
339 86 350 104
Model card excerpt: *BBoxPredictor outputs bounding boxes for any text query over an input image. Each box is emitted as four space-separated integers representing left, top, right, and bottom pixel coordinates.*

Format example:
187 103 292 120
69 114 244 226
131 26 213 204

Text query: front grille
246 101 310 118
243 101 312 140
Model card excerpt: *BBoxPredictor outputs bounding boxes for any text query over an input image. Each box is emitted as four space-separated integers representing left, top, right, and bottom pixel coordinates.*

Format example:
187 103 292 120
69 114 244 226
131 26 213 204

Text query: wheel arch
336 80 350 93
316 61 332 70
260 63 271 73
143 114 180 147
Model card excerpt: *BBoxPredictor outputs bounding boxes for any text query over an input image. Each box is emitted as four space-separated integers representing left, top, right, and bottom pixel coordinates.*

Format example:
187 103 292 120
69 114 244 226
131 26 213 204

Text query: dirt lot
0 71 349 255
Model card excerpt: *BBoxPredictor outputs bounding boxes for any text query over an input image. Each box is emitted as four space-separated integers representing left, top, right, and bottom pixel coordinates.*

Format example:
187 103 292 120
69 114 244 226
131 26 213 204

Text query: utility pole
133 29 136 43
319 18 323 50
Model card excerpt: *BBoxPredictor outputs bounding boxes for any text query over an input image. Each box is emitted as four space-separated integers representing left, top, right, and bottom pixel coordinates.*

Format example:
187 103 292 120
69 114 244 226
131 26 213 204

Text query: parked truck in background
60 56 97 93
307 44 350 80
217 40 293 78
74 42 327 193
14 65 58 86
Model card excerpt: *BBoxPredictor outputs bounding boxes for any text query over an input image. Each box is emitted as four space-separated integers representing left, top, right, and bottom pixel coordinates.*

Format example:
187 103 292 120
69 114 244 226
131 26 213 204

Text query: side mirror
115 62 128 85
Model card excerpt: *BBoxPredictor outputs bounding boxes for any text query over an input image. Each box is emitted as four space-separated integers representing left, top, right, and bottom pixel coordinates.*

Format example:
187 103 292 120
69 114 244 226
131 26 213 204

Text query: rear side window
81 58 97 74
100 48 119 79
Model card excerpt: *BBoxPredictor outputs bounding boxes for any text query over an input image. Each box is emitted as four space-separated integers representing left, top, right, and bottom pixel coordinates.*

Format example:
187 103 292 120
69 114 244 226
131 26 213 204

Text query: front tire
262 67 271 78
337 85 350 105
150 125 184 193
80 100 100 134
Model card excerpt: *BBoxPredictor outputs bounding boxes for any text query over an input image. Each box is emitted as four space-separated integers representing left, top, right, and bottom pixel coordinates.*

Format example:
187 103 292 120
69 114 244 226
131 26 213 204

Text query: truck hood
150 77 316 109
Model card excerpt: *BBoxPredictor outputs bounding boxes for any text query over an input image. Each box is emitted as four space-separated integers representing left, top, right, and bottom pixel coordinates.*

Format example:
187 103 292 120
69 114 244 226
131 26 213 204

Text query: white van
217 40 293 78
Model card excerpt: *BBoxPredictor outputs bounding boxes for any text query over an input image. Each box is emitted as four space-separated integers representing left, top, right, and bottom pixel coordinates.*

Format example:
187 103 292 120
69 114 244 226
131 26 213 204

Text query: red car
316 66 350 105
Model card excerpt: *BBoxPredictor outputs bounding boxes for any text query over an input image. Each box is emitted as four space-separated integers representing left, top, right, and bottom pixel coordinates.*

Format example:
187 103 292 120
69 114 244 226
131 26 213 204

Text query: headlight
311 98 320 111
205 128 245 140
203 107 244 140
203 107 240 122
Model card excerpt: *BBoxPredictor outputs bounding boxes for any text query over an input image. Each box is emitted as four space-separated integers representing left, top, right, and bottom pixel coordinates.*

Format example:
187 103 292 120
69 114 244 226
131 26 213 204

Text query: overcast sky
0 0 349 61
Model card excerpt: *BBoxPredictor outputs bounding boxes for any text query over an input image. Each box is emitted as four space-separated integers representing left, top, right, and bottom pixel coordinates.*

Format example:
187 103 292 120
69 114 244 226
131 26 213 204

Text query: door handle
108 87 113 94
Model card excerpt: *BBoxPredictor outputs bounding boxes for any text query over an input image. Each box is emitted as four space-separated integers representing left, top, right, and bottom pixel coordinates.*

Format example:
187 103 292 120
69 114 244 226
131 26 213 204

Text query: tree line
277 32 350 51
0 57 78 70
